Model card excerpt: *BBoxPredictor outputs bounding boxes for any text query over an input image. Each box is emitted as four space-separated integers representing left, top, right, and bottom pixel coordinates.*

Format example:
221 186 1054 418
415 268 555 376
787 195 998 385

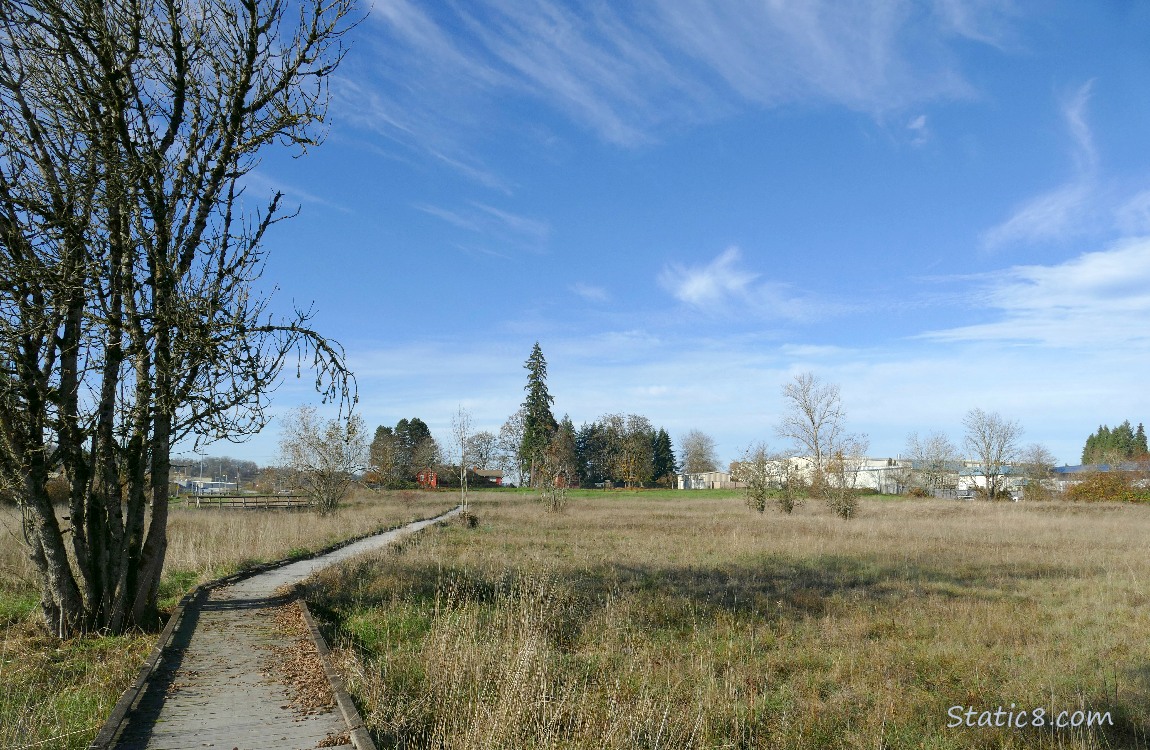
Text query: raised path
99 506 462 750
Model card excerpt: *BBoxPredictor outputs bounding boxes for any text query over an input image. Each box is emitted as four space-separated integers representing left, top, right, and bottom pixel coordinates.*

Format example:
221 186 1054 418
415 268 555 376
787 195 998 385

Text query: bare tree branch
0 0 355 635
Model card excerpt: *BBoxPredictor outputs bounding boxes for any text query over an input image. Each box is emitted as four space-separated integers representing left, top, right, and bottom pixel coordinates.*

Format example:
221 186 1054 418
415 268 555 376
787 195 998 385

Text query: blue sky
202 0 1150 469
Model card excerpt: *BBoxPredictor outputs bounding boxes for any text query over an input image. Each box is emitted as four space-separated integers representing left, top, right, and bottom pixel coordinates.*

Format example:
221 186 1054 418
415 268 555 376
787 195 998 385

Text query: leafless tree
538 426 576 512
0 0 354 635
497 408 527 485
451 406 471 511
414 435 443 476
963 408 1023 501
1018 443 1057 501
679 429 719 474
368 427 400 488
465 431 498 470
776 372 844 490
903 431 961 495
278 407 366 515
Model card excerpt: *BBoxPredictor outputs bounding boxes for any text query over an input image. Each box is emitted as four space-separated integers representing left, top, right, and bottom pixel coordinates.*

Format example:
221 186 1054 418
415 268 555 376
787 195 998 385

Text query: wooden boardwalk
100 507 461 750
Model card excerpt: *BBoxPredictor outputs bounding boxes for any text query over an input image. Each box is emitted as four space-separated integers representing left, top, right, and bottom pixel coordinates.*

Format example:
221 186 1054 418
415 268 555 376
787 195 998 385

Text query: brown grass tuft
306 493 1150 749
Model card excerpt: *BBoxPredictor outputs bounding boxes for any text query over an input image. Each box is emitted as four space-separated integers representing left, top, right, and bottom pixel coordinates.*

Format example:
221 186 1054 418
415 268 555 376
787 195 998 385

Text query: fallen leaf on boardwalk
317 731 351 747
260 598 335 716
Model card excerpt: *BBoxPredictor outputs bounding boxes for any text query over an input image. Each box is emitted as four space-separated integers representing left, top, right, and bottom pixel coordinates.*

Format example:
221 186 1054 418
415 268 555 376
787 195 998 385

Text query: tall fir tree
652 428 676 483
1082 420 1149 464
520 342 557 485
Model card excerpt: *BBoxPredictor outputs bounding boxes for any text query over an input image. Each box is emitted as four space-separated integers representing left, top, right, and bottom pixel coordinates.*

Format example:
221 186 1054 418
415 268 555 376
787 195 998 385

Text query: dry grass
160 489 458 597
305 493 1150 750
0 489 458 750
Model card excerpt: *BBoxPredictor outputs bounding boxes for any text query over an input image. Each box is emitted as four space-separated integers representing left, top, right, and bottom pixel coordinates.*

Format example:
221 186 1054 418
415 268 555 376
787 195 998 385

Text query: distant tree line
572 415 676 487
366 418 443 488
514 343 679 491
1081 421 1148 465
174 456 261 483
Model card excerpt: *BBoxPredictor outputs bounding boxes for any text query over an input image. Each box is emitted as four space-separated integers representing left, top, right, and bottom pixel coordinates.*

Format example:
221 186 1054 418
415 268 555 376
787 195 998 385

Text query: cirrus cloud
924 236 1150 347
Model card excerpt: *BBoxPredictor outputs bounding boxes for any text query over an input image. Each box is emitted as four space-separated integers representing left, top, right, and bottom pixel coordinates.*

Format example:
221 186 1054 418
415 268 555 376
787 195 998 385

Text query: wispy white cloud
414 204 480 232
453 1 715 147
650 0 987 114
931 0 1023 49
471 203 551 245
242 171 353 214
414 201 550 253
1114 189 1150 235
1062 80 1099 173
923 237 1150 346
263 323 1147 469
980 182 1097 250
658 246 832 321
570 283 609 302
981 80 1100 250
907 113 930 146
659 247 758 309
346 0 1017 180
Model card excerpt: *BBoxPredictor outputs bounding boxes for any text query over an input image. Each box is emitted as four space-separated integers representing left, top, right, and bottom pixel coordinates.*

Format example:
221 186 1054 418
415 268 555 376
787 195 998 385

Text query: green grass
305 492 1150 750
0 623 153 750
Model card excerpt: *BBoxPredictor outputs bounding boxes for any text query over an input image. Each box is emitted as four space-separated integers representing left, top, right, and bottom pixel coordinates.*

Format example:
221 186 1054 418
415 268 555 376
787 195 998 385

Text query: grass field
0 490 458 750
304 492 1150 749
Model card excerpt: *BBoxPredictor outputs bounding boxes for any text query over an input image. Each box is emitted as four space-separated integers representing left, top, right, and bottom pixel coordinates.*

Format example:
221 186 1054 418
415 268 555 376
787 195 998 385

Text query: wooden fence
178 494 312 510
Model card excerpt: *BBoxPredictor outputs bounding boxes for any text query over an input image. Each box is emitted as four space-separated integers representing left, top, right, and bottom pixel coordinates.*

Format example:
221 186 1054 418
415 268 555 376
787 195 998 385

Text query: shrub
1067 472 1150 503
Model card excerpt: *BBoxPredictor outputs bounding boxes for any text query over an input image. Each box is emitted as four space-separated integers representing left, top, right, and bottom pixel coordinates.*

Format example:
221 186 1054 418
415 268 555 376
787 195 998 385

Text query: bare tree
538 428 575 513
903 431 961 496
278 407 366 515
0 0 354 635
1018 443 1057 501
465 431 498 470
451 406 472 511
963 408 1023 501
679 429 719 474
497 408 527 486
776 372 844 490
368 427 401 488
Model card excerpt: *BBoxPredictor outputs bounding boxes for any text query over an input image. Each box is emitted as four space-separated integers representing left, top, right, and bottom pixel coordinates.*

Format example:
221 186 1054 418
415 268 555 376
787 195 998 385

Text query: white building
677 471 743 490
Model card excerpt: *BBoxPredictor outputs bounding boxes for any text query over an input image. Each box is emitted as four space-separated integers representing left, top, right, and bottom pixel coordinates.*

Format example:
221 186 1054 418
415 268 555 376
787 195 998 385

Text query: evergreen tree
369 418 440 485
652 428 676 483
575 421 610 486
520 342 557 485
1082 420 1149 464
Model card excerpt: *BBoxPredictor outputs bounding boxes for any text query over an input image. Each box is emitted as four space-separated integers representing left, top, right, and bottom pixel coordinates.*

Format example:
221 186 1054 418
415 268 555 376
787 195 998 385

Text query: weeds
307 493 1150 749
